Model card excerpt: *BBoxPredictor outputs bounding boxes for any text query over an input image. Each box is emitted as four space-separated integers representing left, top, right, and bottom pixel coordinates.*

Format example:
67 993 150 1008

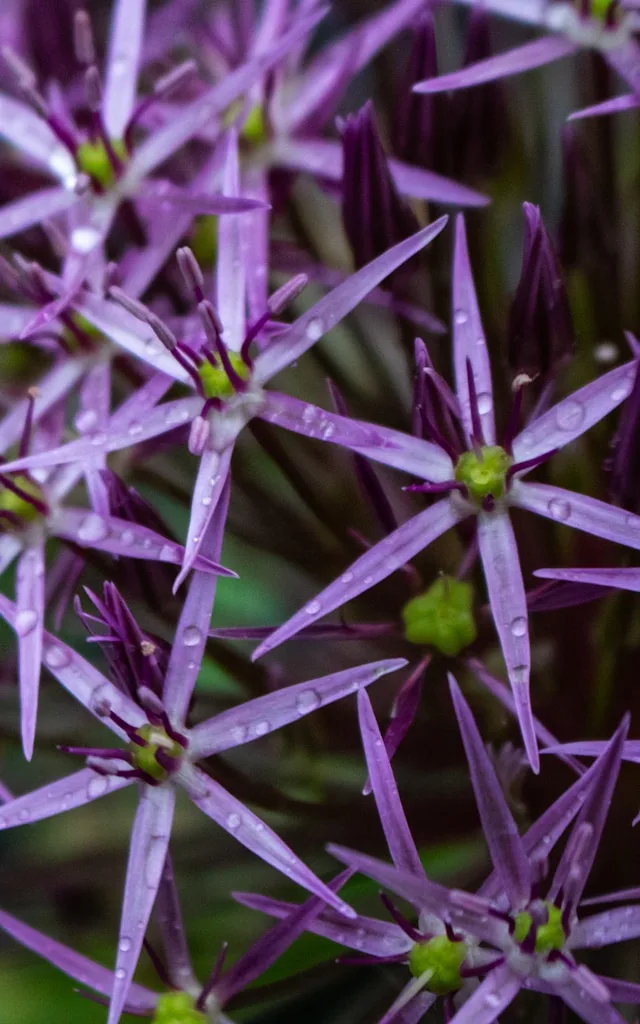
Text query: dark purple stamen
0 473 48 516
460 956 505 979
507 448 558 483
444 921 463 943
196 941 229 1009
503 379 528 454
58 746 133 761
379 893 425 942
198 300 248 393
465 358 485 445
143 940 174 988
404 480 465 497
0 510 23 529
154 749 181 774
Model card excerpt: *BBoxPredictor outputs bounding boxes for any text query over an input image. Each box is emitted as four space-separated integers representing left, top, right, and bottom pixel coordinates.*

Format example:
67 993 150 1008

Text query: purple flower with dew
542 736 640 823
0 391 232 761
237 684 628 1022
323 678 640 1023
0 160 448 588
0 850 347 1023
0 0 321 306
0 553 407 1024
250 213 640 771
414 1 640 115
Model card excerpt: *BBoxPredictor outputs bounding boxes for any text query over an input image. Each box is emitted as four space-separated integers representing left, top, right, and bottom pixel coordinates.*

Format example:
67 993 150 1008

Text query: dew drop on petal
119 529 135 546
183 625 202 647
254 720 270 736
625 514 640 531
341 572 354 584
226 812 241 830
74 408 97 433
612 382 633 403
305 316 323 342
72 226 101 253
18 808 30 822
128 421 143 437
305 600 321 615
118 936 132 953
296 689 320 715
15 608 38 637
77 513 109 543
115 968 127 981
484 992 501 1009
87 775 108 800
510 617 527 638
45 644 72 669
231 725 246 744
477 392 493 415
454 308 468 326
90 431 107 446
548 498 571 521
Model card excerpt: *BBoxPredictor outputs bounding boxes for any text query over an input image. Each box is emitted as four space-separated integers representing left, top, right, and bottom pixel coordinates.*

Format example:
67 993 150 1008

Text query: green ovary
0 474 46 530
76 137 128 188
514 903 566 954
454 445 512 504
191 216 219 267
130 724 184 782
402 576 476 656
586 0 616 21
408 935 466 995
198 352 251 400
242 103 267 145
153 991 207 1024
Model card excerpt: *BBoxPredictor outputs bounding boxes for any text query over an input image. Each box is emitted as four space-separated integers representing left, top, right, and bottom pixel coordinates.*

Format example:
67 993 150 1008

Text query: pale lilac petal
163 478 230 724
447 963 521 1024
103 0 147 138
190 658 404 759
570 905 640 950
154 854 196 991
534 567 640 591
216 130 246 353
0 909 158 1012
414 36 577 94
0 93 76 180
0 768 131 830
252 499 465 659
512 361 637 466
254 217 448 385
556 968 627 1024
173 447 233 592
377 982 437 1024
251 0 289 57
605 39 640 95
241 167 270 323
448 675 531 908
108 372 175 431
511 481 640 552
0 357 86 455
0 187 77 240
259 392 454 481
138 181 266 216
15 545 45 761
0 304 43 340
357 688 423 876
0 534 21 576
477 511 536 771
453 215 495 445
595 976 640 1004
52 509 234 576
543 741 640 764
569 94 640 122
393 992 438 1024
107 785 175 1024
583 887 640 907
182 764 356 918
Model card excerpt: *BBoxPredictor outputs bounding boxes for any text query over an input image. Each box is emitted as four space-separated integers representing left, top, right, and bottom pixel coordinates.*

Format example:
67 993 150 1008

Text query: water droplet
484 993 501 1008
77 513 109 543
119 529 135 546
510 617 527 638
363 575 373 587
555 399 585 431
625 513 640 531
231 726 246 744
115 968 126 981
305 600 321 615
226 813 241 830
477 392 493 415
183 625 202 647
341 572 354 584
90 431 107 446
159 544 175 561
548 498 571 521
454 308 468 326
128 421 143 437
74 408 97 433
201 495 212 506
612 382 633 403
118 937 132 953
45 645 71 669
15 608 38 637
254 720 270 736
87 775 108 800
18 808 30 822
72 226 101 253
296 689 320 715
305 316 323 341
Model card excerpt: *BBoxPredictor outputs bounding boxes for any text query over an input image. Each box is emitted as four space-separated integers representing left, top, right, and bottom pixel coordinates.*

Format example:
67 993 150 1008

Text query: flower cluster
0 2 639 1023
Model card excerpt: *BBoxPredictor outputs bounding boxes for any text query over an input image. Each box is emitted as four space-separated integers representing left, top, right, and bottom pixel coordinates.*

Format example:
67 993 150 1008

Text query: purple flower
0 542 406 1024
250 214 639 771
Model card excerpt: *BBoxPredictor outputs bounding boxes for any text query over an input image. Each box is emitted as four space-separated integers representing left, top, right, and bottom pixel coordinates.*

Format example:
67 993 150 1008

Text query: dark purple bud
607 360 640 511
393 11 449 172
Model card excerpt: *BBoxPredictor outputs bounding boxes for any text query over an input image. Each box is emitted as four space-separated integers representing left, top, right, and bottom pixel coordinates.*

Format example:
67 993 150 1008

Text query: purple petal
139 181 266 216
259 392 454 481
477 511 537 771
107 785 176 1024
326 844 449 917
595 976 640 1004
534 566 640 592
556 967 627 1024
0 187 77 240
189 658 406 760
154 854 196 991
252 499 464 660
369 659 427 777
377 982 437 1024
569 94 640 122
414 36 577 94
0 534 21 575
512 360 637 466
216 130 246 353
582 888 640 908
0 358 92 456
0 93 76 180
172 447 233 592
182 764 356 918
254 218 448 385
453 215 495 445
570 905 640 950
0 768 131 830
0 909 157 1012
103 0 146 138
241 167 270 323
163 478 231 724
448 674 531 908
446 963 521 1024
357 688 423 876
15 545 45 761
511 481 640 552
542 741 640 763
0 303 44 340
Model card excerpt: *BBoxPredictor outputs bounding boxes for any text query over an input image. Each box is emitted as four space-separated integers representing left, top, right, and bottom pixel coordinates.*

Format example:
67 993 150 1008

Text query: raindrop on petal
15 608 38 637
44 645 72 669
226 813 241 830
305 316 323 342
548 498 571 521
77 513 109 543
555 399 585 431
183 625 202 647
296 690 320 715
305 600 321 615
454 308 468 326
510 617 527 638
477 392 493 415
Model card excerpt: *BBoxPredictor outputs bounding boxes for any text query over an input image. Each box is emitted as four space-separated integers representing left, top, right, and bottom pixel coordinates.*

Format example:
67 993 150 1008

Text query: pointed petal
0 768 131 830
449 674 531 907
569 94 640 122
252 499 464 660
163 479 230 724
0 909 158 1012
0 93 76 180
259 392 454 481
512 360 637 466
357 688 423 876
556 968 627 1024
190 658 406 759
182 764 356 918
570 905 640 950
477 511 537 771
534 566 640 592
0 187 77 241
103 0 147 138
542 741 640 764
15 545 45 760
595 976 640 1004
377 982 437 1024
241 167 270 323
0 303 44 340
446 963 520 1024
216 130 246 353
453 215 495 444
0 357 86 455
154 854 196 992
107 785 175 1024
414 36 577 94
172 447 233 592
254 218 448 385
511 481 640 553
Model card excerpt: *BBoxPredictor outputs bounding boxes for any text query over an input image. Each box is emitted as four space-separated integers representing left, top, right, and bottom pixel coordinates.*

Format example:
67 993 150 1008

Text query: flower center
130 724 184 782
577 0 618 21
513 902 566 954
408 934 467 995
76 137 128 188
198 352 251 400
401 576 476 656
0 473 48 532
153 991 207 1024
454 446 512 505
